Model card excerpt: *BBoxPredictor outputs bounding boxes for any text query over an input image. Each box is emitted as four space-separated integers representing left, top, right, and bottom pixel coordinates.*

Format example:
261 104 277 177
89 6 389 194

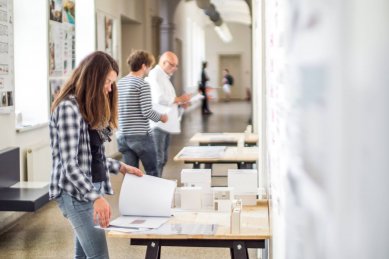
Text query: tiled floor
0 101 257 259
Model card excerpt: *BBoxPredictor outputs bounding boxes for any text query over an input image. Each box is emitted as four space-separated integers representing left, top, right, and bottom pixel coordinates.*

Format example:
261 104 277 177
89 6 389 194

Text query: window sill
16 122 49 133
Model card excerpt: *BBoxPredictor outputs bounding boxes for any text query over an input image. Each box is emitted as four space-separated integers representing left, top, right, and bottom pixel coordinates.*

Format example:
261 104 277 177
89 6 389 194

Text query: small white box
180 186 202 210
227 169 258 194
212 187 234 212
212 187 234 200
235 194 257 206
228 169 258 205
214 199 232 212
202 190 213 209
181 169 211 191
230 207 241 234
174 187 181 208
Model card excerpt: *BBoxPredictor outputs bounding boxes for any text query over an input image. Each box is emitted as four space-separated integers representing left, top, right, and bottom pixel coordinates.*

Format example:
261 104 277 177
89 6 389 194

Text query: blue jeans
56 183 109 259
117 134 159 177
151 128 170 177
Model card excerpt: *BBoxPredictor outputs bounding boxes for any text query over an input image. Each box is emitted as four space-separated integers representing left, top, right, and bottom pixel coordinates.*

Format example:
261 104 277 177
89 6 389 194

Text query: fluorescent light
214 22 232 43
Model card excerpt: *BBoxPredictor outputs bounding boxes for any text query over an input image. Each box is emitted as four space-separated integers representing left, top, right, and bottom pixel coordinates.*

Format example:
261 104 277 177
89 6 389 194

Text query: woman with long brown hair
50 51 143 258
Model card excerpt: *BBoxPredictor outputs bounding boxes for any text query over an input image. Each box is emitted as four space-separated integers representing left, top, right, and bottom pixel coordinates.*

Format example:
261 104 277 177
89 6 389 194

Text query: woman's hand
93 196 111 228
119 162 144 177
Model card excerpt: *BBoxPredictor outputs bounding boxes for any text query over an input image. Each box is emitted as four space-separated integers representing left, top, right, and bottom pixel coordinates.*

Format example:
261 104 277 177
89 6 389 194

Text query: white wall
14 0 49 125
257 0 389 259
173 0 206 92
0 0 155 232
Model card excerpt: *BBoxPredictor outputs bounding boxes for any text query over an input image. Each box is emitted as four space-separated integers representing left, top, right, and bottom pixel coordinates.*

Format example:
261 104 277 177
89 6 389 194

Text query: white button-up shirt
145 65 181 133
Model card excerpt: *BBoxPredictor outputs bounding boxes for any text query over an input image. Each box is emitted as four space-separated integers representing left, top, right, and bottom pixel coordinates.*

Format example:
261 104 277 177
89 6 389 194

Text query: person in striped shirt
117 50 168 177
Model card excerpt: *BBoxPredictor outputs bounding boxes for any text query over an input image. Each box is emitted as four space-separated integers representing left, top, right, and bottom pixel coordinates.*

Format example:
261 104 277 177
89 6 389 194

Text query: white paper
151 103 181 133
10 181 49 189
119 174 176 217
143 224 217 235
110 215 169 229
189 93 204 103
178 146 226 159
96 225 148 233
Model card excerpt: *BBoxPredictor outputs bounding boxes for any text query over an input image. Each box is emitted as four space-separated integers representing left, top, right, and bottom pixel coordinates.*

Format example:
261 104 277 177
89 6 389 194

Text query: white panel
14 0 49 124
27 142 51 182
75 0 95 64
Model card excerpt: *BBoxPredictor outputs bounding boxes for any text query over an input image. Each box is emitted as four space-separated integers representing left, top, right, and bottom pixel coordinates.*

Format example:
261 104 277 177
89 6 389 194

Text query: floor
0 101 257 259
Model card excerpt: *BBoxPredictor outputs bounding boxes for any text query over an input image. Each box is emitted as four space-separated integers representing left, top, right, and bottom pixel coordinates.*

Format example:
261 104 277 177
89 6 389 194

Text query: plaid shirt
49 96 121 202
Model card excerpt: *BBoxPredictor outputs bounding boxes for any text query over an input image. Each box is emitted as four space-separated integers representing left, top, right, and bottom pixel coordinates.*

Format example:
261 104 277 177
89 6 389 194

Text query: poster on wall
49 21 64 77
96 11 115 59
49 78 63 104
62 23 75 77
48 0 75 107
0 0 14 113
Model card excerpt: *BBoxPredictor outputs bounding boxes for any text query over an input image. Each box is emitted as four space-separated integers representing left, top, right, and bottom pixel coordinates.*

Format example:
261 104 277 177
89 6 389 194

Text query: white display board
265 0 389 259
0 0 14 113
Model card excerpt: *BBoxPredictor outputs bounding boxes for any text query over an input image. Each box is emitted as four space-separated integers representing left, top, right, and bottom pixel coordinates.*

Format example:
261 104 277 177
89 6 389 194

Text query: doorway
218 54 243 100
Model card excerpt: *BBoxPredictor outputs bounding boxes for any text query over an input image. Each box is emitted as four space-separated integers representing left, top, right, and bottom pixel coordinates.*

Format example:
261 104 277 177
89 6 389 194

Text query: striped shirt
118 75 161 135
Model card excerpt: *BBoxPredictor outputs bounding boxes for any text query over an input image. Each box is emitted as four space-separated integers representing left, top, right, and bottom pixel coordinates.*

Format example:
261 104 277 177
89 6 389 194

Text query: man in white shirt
145 51 191 177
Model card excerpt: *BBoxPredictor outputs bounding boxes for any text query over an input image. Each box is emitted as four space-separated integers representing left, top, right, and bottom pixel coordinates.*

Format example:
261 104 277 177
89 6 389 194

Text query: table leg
231 241 248 259
204 163 212 169
237 162 253 169
145 240 161 259
193 162 201 169
230 248 235 259
262 240 269 259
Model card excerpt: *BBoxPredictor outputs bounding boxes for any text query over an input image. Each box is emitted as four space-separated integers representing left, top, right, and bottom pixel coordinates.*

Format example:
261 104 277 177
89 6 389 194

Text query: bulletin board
48 0 75 104
0 0 14 114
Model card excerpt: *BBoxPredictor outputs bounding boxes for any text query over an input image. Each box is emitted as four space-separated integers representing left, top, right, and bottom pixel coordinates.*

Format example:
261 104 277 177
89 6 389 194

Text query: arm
106 157 144 176
174 93 191 105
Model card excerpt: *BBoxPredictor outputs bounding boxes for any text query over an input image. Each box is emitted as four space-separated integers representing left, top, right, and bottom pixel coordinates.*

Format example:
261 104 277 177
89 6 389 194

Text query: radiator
26 142 51 182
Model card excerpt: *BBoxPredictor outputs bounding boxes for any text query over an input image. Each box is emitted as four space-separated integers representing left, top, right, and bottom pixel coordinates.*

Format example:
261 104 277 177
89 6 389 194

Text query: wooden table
173 146 258 169
108 200 270 259
189 133 258 147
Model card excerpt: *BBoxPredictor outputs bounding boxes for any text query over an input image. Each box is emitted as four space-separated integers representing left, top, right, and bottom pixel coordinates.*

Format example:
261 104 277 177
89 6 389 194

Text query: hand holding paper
119 162 144 177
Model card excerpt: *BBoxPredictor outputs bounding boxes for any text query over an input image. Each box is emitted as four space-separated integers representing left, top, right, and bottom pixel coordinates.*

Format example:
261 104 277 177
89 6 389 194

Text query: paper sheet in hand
119 174 176 217
189 93 204 103
152 103 181 133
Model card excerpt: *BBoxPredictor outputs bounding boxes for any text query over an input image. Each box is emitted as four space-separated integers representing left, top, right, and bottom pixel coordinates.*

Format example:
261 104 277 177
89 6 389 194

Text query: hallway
0 101 255 259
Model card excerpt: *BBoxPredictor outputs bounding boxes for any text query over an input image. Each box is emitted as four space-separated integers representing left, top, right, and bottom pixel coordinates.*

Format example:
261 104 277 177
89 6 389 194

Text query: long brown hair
51 51 119 129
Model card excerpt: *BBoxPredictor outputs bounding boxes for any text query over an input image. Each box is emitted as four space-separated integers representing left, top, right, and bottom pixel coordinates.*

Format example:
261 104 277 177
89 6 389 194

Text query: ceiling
210 0 251 25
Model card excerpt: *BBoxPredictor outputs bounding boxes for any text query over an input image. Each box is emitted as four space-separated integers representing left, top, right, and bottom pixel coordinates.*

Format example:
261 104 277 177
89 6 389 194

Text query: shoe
202 110 213 115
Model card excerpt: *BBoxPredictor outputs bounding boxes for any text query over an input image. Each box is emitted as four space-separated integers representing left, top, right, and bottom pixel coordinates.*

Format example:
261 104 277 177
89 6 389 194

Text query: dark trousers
200 87 210 113
117 134 159 177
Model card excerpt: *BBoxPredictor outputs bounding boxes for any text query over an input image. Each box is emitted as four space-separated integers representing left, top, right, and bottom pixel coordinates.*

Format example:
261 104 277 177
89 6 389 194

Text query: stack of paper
179 146 226 159
143 223 217 235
